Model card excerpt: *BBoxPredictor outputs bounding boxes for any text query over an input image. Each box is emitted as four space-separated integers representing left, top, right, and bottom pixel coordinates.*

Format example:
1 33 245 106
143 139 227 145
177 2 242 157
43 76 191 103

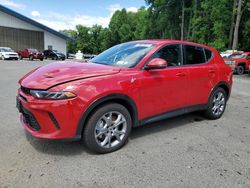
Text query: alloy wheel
212 92 225 116
95 111 127 149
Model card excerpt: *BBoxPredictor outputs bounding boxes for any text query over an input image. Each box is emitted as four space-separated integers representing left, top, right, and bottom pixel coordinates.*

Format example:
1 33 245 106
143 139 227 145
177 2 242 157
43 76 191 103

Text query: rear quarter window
205 49 213 61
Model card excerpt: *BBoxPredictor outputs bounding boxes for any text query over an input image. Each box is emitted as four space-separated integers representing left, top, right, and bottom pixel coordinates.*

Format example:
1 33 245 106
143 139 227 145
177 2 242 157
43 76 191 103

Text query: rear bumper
16 89 86 139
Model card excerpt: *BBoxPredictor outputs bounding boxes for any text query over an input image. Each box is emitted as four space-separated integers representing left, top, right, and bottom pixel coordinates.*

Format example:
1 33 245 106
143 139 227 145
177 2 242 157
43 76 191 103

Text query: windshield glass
1 48 13 52
90 42 155 68
28 49 38 53
228 54 246 59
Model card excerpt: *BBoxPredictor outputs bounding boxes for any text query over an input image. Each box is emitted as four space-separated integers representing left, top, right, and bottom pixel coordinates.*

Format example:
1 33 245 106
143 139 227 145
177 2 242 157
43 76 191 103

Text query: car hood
19 62 121 90
2 52 18 55
56 53 65 56
224 58 243 61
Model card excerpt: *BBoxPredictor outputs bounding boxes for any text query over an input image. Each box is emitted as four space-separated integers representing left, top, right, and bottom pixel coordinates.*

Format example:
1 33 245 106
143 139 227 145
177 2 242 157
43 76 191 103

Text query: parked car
43 50 65 60
224 52 250 75
220 50 243 58
16 40 232 153
0 47 18 60
18 48 44 61
67 53 75 59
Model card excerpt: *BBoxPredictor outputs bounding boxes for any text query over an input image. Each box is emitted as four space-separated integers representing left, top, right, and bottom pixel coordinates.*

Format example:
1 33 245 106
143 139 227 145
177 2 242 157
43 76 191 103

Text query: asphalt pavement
0 60 250 188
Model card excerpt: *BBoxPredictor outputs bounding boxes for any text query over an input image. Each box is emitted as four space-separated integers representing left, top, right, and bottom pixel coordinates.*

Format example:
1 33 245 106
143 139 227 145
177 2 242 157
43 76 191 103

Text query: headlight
30 90 76 100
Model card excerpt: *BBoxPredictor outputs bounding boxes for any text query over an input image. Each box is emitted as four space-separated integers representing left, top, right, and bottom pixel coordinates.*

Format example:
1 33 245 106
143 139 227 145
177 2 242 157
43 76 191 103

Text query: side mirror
145 58 168 70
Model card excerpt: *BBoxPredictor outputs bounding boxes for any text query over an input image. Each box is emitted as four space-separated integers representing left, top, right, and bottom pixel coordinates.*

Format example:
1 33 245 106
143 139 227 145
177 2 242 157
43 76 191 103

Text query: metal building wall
0 26 44 52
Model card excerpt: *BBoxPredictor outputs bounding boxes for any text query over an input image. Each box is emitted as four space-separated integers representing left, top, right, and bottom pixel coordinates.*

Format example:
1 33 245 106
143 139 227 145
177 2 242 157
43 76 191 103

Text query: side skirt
136 104 208 127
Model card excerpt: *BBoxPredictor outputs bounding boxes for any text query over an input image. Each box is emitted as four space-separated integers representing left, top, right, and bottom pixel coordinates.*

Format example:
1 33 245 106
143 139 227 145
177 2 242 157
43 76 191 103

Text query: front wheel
83 103 132 154
203 88 227 120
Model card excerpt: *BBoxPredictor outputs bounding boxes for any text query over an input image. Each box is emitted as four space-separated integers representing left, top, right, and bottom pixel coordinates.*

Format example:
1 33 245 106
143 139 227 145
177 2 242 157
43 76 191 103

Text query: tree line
62 0 250 55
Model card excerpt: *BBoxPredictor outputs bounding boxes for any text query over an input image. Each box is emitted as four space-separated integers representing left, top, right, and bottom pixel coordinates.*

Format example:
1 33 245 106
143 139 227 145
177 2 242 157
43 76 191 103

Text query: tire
236 66 244 75
203 87 227 120
19 55 23 60
1 55 5 60
83 103 132 154
40 58 44 61
29 56 34 61
55 56 58 60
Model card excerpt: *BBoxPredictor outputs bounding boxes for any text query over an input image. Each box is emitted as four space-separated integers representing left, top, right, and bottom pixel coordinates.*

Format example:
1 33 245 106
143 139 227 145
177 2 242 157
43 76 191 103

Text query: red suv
16 40 233 153
18 49 44 61
224 52 250 75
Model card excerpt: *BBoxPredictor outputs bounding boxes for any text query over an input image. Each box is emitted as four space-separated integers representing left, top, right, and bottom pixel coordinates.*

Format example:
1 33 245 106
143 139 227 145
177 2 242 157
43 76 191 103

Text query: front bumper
227 64 235 71
16 88 85 139
33 55 44 59
5 56 18 60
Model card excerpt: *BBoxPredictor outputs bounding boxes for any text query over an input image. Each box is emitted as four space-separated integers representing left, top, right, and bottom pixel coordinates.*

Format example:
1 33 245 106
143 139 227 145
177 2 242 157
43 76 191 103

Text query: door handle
176 72 186 77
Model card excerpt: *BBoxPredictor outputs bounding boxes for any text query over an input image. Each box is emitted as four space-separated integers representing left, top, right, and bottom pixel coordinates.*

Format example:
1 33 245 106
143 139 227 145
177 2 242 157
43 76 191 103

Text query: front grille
21 86 31 95
22 108 40 131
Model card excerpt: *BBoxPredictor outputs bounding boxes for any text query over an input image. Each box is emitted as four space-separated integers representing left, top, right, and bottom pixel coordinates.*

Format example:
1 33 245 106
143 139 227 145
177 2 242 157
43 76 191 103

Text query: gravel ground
0 60 250 188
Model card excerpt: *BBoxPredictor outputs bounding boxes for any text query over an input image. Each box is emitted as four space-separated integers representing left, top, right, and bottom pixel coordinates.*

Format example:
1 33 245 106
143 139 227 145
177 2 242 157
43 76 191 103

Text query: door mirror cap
145 58 168 70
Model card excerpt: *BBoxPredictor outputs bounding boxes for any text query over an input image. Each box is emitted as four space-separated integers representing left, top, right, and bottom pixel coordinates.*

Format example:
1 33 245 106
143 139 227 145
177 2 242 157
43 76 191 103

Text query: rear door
183 45 216 106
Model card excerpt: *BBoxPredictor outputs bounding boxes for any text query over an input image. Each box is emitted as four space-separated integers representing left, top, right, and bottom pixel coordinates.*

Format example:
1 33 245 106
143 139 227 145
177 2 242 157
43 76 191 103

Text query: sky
0 0 146 31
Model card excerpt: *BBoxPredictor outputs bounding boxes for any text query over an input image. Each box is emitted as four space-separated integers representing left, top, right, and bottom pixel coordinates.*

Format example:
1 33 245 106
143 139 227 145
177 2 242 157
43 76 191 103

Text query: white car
220 50 244 58
0 47 19 60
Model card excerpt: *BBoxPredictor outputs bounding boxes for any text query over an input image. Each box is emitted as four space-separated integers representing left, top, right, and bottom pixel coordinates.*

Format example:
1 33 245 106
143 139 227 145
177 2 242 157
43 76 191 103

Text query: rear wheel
236 66 244 75
203 87 227 120
83 103 132 154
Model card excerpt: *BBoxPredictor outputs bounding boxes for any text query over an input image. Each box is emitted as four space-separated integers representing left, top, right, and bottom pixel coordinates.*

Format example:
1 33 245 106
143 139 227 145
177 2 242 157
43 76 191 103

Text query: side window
151 44 182 66
247 55 250 60
184 45 206 65
205 49 212 61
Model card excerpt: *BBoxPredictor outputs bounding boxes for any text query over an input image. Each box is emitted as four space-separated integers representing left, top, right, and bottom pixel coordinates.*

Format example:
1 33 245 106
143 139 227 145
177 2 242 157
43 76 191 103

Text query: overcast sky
0 0 146 30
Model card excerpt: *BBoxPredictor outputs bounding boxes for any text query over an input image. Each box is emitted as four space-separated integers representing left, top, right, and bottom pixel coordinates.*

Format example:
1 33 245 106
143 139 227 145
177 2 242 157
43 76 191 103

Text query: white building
0 5 72 54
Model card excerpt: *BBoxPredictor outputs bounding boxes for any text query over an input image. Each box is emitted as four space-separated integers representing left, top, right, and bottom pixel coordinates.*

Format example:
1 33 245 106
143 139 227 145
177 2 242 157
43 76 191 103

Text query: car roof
130 40 213 49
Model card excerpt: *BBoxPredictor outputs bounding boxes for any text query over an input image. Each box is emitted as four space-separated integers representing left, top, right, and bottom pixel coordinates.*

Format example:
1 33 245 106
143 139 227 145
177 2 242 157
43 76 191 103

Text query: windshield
90 42 155 68
1 48 14 52
28 49 38 53
228 54 246 59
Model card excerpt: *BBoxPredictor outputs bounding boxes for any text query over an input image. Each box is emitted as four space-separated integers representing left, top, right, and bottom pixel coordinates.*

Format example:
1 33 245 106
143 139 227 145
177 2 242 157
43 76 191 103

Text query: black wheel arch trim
76 94 139 137
210 81 231 101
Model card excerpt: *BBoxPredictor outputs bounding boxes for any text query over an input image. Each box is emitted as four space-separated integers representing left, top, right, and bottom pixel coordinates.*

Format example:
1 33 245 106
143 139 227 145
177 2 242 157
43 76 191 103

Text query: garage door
0 26 44 52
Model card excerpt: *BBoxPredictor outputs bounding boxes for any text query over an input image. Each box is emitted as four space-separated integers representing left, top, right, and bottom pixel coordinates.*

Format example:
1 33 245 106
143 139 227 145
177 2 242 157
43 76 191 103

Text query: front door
139 44 188 119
